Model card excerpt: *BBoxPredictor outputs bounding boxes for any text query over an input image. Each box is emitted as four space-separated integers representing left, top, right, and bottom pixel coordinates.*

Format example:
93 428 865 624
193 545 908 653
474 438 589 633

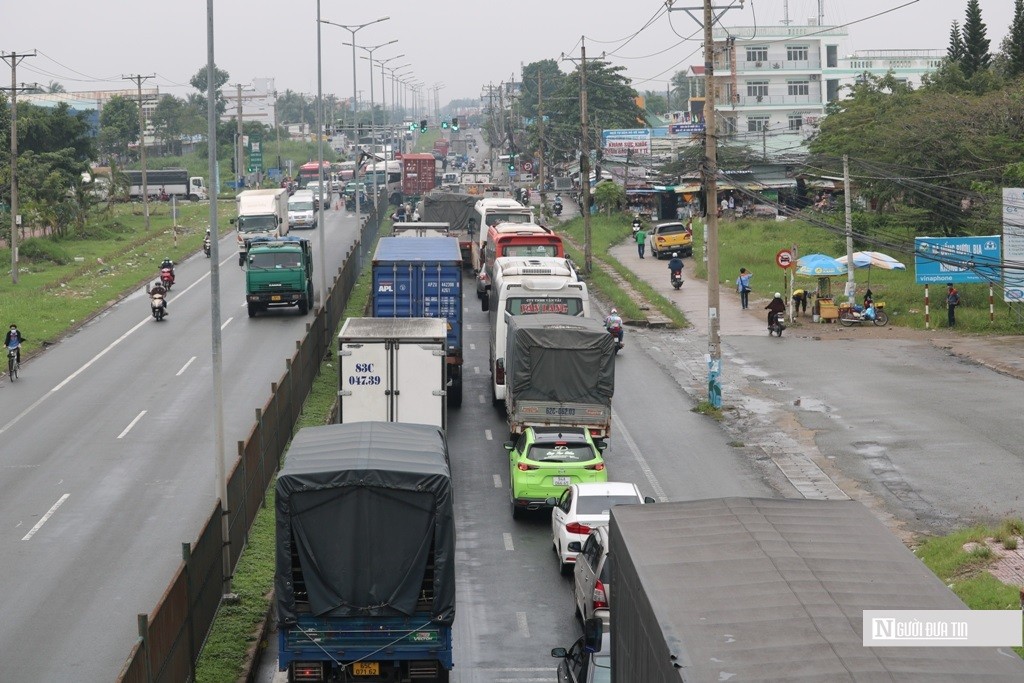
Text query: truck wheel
491 383 503 409
188 194 199 202
298 298 308 315
238 254 245 267
435 669 450 683
447 375 463 408
481 296 490 312
247 302 257 318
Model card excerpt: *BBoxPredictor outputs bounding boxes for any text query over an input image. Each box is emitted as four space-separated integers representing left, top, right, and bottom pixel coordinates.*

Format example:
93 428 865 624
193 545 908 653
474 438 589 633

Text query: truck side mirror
583 617 603 653
550 647 567 659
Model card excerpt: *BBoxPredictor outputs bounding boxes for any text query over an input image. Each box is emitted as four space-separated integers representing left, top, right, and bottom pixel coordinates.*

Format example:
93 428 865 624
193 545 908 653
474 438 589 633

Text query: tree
671 69 702 110
151 95 187 155
593 180 626 215
46 81 66 93
189 64 230 117
1005 0 1024 78
641 92 668 116
947 20 965 63
520 60 565 120
99 95 139 163
961 0 991 77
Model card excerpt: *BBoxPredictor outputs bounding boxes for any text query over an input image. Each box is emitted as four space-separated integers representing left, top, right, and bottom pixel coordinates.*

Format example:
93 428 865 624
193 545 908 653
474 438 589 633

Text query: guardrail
117 196 387 683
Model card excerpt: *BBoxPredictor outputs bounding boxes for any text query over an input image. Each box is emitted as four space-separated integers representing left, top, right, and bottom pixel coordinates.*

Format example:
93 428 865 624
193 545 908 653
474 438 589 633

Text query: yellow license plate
353 662 380 676
271 295 282 302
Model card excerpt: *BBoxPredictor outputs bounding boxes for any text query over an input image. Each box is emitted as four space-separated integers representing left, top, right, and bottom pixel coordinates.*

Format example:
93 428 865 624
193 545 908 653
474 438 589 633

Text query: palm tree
47 81 66 93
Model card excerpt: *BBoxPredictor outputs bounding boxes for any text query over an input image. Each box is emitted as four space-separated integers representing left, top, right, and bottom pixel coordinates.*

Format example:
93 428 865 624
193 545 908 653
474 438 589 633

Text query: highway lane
0 202 364 681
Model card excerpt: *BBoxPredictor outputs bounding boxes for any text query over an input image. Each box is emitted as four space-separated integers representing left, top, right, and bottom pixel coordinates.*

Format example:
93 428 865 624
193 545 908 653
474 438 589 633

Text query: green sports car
506 427 608 519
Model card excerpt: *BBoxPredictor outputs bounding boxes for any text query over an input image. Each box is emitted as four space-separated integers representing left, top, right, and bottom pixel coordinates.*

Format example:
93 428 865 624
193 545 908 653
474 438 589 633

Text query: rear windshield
485 212 532 226
526 443 593 462
657 225 687 235
502 244 558 258
576 495 640 515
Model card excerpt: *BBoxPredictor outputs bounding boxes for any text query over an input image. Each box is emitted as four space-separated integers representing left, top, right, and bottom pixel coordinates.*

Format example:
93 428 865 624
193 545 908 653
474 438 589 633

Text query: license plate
271 295 282 302
552 476 571 486
353 662 380 676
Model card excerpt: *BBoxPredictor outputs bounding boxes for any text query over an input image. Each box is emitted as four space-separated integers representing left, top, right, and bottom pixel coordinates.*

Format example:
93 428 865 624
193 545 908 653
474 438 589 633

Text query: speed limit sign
776 249 794 269
523 161 534 172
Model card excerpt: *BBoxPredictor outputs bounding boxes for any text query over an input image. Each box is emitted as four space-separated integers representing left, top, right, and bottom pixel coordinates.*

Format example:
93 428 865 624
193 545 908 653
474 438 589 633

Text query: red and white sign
522 161 534 172
776 249 794 269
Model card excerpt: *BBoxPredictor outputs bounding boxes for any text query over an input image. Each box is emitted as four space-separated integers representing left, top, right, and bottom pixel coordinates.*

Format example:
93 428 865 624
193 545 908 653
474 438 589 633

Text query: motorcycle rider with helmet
668 252 684 279
160 257 175 286
604 307 624 343
765 292 786 328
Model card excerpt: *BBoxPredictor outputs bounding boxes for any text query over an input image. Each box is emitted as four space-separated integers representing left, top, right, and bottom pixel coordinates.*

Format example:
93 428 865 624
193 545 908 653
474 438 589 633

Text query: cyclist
5 323 25 365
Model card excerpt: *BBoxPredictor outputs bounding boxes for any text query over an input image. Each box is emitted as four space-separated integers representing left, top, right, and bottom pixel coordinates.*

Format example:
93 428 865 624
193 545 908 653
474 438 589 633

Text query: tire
511 496 523 520
247 302 258 318
238 254 245 267
839 313 854 327
491 381 504 408
188 194 199 202
297 298 308 315
8 356 17 381
481 296 490 312
447 374 463 408
874 311 889 326
558 544 573 576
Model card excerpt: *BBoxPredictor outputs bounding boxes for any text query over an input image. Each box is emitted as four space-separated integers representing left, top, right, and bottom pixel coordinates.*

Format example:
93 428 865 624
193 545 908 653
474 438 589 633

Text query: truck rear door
339 341 390 423
394 340 445 427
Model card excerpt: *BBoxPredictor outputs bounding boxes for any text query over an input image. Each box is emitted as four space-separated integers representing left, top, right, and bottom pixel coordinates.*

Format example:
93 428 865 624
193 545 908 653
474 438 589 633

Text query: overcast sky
0 0 1015 107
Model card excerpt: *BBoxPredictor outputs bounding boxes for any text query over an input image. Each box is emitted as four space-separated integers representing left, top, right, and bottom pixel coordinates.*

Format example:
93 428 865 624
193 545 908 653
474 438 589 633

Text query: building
220 77 277 127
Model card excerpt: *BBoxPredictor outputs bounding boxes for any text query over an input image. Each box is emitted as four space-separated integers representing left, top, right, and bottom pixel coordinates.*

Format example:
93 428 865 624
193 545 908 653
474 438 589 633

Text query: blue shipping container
372 237 463 353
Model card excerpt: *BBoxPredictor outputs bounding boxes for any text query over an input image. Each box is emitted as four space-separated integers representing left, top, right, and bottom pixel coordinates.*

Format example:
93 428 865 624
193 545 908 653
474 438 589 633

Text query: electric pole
537 68 546 212
124 74 155 231
231 82 245 192
2 50 36 285
580 38 592 275
843 154 854 304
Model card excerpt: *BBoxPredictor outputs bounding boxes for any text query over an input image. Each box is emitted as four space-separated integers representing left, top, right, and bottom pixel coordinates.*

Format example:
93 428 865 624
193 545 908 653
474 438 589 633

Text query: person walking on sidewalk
946 283 960 327
737 268 753 309
635 226 647 259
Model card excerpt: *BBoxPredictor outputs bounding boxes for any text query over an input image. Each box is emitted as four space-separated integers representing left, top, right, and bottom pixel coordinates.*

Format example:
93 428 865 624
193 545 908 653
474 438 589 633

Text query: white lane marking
117 410 147 439
474 366 480 374
1 270 214 435
611 412 669 502
503 532 514 551
485 429 493 441
22 494 70 541
221 317 234 330
470 343 476 351
478 394 485 404
493 474 502 488
176 356 197 376
516 612 530 638
466 323 472 330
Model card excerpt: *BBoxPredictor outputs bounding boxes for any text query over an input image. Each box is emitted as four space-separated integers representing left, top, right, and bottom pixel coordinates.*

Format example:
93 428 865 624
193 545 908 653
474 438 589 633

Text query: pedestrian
792 288 807 315
946 283 960 327
635 225 647 259
737 267 753 309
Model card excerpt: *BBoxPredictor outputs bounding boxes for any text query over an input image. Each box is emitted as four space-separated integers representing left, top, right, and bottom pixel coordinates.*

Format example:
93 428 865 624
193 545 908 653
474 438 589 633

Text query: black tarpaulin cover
506 314 615 404
422 191 479 233
275 421 454 626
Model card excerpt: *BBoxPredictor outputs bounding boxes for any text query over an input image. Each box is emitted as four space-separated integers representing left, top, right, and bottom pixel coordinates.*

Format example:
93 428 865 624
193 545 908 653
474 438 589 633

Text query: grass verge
194 218 391 682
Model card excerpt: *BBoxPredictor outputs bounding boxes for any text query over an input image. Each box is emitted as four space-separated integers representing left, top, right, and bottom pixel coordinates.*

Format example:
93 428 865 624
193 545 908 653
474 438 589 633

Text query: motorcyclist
668 252 685 278
203 229 212 254
5 323 25 364
147 282 169 313
765 292 786 328
160 257 175 285
604 307 624 343
631 214 642 235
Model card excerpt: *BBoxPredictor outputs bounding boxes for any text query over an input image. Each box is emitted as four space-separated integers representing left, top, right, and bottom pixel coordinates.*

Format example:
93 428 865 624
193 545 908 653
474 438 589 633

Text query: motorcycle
768 312 785 337
608 325 624 354
671 270 683 290
150 290 167 321
552 201 563 216
159 267 175 291
839 302 888 327
203 236 211 258
631 219 642 237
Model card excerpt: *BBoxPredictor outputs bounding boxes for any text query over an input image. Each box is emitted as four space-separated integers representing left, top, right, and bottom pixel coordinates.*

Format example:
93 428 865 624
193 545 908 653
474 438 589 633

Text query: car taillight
517 462 538 471
495 358 505 385
585 463 605 471
566 521 591 535
593 580 608 609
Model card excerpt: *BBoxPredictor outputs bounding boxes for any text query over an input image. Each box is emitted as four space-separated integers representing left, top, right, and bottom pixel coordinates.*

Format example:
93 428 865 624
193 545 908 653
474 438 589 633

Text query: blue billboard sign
913 236 1001 284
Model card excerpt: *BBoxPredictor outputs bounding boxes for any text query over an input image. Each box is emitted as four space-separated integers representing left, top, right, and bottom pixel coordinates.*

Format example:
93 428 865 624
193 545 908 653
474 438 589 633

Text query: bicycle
8 346 19 381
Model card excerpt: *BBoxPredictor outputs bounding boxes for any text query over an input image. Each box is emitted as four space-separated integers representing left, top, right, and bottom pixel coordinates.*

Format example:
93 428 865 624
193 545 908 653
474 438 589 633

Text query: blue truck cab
372 237 464 408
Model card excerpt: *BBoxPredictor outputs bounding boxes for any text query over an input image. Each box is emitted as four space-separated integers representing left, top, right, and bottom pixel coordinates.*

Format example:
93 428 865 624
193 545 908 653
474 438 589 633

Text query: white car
549 482 652 576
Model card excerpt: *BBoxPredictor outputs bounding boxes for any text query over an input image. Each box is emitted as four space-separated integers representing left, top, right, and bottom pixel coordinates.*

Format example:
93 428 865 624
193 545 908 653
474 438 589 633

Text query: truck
124 169 207 201
233 188 290 266
244 236 314 317
433 139 450 158
504 313 614 439
337 318 448 429
400 153 438 197
276 421 455 683
422 191 480 264
392 222 452 238
372 237 464 408
601 498 1024 682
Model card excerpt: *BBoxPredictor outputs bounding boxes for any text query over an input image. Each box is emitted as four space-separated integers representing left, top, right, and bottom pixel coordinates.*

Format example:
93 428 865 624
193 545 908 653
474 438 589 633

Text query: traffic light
508 162 515 171
408 122 417 132
419 119 428 133
451 117 459 131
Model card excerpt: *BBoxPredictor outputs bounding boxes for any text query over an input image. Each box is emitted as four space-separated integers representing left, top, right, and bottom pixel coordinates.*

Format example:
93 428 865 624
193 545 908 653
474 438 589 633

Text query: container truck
422 191 479 263
401 153 438 197
124 169 207 200
233 188 290 265
600 498 1024 682
372 237 464 408
504 314 614 439
337 318 448 429
276 421 455 683
244 236 314 317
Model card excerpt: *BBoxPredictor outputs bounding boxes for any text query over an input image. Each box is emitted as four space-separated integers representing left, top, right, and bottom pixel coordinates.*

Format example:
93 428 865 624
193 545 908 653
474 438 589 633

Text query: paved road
0 202 362 682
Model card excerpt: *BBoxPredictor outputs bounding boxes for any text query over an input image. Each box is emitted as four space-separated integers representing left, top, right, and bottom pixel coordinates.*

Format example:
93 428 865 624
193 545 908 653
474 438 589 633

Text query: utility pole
537 68 546 212
273 91 282 173
843 154 854 303
231 82 245 192
580 39 592 274
2 50 36 285
124 74 155 230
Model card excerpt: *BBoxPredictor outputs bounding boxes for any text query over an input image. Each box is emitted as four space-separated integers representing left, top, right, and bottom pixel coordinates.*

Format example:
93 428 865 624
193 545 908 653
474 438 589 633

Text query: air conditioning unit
810 74 820 81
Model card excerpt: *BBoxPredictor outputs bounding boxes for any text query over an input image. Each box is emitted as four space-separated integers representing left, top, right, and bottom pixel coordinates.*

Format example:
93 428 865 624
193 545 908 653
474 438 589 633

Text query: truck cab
244 236 314 317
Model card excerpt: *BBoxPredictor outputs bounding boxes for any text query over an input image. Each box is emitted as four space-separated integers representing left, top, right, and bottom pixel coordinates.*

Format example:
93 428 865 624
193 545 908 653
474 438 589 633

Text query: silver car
573 526 611 626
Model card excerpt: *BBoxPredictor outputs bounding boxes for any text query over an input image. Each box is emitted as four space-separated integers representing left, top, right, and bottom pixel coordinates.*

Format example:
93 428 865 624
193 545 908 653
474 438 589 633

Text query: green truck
245 236 314 317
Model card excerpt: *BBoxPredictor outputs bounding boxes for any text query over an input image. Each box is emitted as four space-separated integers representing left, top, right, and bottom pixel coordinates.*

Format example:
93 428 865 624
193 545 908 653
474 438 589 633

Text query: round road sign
776 249 794 269
523 161 534 172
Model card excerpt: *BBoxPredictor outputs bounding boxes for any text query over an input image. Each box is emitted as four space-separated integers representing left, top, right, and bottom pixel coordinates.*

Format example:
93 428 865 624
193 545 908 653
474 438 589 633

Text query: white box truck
337 317 448 429
233 188 289 266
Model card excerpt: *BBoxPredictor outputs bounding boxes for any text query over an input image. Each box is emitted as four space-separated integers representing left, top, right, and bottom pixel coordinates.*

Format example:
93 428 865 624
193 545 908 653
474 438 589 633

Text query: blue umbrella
796 253 848 277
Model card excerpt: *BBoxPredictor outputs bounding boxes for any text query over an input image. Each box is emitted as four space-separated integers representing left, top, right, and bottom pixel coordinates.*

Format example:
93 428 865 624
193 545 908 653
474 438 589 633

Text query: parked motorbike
150 290 167 321
839 302 888 326
159 267 175 291
670 269 684 290
768 312 785 337
608 325 624 354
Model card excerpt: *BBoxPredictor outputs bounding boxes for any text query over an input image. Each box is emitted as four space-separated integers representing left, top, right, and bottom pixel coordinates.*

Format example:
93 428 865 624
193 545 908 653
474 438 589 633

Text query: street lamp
320 16 390 226
347 38 398 210
374 55 405 159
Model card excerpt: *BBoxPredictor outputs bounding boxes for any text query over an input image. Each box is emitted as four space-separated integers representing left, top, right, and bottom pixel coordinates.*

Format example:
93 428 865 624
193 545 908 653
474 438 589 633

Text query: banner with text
914 236 1002 284
601 129 651 156
1003 188 1024 302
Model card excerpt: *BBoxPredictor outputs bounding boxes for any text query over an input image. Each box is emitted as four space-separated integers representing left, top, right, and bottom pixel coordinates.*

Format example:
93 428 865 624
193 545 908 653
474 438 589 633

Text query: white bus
361 160 403 204
487 257 590 405
472 197 534 271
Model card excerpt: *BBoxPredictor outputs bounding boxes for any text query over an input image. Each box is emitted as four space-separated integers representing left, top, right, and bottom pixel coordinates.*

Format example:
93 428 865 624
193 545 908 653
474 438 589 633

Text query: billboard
1003 188 1024 301
913 236 1001 285
601 128 651 155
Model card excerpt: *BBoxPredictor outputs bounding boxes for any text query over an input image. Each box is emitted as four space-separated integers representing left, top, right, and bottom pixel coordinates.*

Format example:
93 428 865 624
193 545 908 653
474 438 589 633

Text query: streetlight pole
320 16 390 228
348 40 398 211
313 1 328 312
376 55 405 164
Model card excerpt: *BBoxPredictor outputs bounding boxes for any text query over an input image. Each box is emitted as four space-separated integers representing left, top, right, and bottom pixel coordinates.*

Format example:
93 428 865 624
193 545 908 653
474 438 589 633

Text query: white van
288 194 316 230
487 257 589 405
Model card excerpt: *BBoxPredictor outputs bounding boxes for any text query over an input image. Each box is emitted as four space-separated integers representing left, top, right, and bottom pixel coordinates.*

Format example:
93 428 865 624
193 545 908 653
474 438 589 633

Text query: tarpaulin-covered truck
504 314 615 439
421 191 479 264
276 421 455 683
604 498 1024 682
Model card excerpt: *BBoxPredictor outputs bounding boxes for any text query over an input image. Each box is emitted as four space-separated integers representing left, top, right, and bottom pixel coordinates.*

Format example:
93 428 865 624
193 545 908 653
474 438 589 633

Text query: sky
0 0 1015 108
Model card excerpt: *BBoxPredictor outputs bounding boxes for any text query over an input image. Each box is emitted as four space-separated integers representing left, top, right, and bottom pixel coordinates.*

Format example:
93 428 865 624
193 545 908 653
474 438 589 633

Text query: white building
220 77 277 127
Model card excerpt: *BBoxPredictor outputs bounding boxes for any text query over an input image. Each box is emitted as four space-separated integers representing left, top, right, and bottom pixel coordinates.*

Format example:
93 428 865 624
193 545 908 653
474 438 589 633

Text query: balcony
713 25 848 39
734 58 822 72
727 94 824 107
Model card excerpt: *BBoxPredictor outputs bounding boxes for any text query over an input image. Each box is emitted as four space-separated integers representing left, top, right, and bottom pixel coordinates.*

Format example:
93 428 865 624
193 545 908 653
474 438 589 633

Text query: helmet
672 252 679 258
774 292 782 299
611 308 618 315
